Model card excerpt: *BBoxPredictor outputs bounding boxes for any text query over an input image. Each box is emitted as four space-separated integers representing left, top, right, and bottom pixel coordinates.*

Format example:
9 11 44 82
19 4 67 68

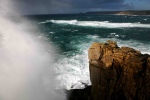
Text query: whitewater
35 14 150 90
40 19 150 28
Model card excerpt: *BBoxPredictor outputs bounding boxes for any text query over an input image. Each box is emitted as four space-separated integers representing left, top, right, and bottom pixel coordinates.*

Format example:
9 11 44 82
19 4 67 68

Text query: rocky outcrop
88 40 150 100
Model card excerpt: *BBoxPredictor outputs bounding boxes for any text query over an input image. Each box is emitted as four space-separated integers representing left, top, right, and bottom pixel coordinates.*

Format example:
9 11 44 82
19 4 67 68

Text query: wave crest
41 20 150 28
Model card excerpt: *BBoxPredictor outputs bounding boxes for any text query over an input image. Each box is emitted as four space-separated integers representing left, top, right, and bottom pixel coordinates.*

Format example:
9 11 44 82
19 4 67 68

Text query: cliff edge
88 40 150 100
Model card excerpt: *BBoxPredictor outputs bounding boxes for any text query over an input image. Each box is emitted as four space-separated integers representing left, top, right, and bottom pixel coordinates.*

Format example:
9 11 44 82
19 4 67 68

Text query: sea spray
0 0 64 100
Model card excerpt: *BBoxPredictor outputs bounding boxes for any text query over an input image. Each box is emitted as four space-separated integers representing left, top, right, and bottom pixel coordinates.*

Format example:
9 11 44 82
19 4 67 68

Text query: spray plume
0 0 65 100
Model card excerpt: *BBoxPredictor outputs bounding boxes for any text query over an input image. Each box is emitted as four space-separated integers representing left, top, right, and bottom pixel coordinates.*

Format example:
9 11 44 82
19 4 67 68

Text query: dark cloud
95 3 133 9
15 0 72 14
14 0 133 15
71 0 131 9
139 0 150 1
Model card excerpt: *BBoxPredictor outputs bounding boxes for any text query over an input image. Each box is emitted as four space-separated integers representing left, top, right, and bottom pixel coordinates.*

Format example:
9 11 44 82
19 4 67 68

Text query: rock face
67 86 91 100
88 40 150 100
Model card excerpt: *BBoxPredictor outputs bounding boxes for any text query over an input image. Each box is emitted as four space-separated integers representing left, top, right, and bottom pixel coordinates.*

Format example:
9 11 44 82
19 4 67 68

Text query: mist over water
0 0 64 100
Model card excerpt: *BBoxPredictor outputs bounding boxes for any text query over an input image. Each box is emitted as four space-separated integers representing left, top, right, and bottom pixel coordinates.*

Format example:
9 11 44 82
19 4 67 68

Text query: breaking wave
41 20 150 28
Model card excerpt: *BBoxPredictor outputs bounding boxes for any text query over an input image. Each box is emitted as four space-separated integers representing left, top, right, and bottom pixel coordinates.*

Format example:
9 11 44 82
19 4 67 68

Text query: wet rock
66 86 91 100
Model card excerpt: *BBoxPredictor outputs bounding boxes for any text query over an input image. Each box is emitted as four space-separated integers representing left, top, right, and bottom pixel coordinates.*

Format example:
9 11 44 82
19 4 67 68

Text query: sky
13 0 150 15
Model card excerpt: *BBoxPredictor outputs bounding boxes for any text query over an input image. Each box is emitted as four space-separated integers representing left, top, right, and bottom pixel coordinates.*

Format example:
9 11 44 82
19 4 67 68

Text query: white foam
54 45 91 90
48 20 150 28
53 35 105 90
144 18 148 21
117 39 150 54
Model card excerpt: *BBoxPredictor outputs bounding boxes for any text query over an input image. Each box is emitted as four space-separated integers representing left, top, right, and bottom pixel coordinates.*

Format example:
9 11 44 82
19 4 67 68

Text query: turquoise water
28 14 150 89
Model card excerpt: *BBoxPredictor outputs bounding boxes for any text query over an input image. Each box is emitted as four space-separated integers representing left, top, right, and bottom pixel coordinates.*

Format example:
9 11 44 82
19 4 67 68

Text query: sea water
27 14 150 90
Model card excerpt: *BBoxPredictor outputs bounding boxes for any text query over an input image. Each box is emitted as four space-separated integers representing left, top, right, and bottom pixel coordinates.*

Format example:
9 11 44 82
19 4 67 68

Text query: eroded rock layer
88 40 150 100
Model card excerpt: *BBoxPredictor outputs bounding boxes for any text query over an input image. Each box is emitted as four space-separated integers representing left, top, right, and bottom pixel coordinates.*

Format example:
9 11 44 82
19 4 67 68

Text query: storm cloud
14 0 133 15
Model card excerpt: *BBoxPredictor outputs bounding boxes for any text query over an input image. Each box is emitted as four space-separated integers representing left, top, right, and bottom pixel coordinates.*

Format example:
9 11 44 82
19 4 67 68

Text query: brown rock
88 42 102 60
89 60 103 68
102 55 113 67
88 40 150 100
107 40 118 48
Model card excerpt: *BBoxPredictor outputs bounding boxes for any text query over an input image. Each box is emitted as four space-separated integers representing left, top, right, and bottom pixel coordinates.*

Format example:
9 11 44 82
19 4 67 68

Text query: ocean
27 14 150 90
1 9 150 99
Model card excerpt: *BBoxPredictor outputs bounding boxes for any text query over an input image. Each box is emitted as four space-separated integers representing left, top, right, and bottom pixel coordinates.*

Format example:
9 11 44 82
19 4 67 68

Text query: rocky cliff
88 40 150 100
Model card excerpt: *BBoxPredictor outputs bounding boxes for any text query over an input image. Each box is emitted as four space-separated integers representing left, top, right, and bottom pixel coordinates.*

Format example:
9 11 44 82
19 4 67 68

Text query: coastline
67 40 150 100
86 10 150 16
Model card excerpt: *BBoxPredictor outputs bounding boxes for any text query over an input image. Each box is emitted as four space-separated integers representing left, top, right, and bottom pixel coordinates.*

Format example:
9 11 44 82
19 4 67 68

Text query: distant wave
41 20 150 28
